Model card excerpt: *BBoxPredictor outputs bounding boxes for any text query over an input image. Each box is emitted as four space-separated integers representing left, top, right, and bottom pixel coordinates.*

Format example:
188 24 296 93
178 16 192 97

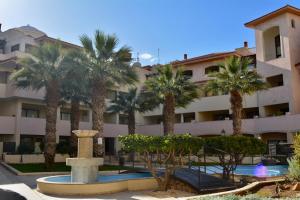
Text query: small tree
204 136 266 179
204 56 268 135
145 64 199 135
61 50 90 157
119 134 203 191
288 134 300 181
108 88 155 135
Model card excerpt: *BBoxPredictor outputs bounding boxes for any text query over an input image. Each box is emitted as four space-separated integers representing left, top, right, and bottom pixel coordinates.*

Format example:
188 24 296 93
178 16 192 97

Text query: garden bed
9 163 137 173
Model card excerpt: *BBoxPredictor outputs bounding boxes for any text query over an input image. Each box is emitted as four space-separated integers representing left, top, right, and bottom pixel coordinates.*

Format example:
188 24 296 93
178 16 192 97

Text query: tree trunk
128 111 135 135
230 91 243 136
163 94 175 135
91 81 106 157
44 84 60 170
70 99 80 157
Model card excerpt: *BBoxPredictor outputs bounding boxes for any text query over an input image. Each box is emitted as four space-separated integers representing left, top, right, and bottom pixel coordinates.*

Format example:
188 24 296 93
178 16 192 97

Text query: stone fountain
66 130 103 183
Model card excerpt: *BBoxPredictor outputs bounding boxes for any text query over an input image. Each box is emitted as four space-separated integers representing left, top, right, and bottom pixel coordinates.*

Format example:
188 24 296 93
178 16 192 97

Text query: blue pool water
45 172 153 183
192 164 288 177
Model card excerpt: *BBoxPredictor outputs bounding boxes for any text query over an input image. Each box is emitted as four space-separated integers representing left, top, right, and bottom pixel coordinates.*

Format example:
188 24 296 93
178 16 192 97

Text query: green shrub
203 136 266 179
287 133 300 181
17 142 34 154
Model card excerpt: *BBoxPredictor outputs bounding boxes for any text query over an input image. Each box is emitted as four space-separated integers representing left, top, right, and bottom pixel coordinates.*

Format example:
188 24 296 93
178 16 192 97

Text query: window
80 110 89 122
275 35 281 58
205 66 219 75
25 44 35 53
266 74 283 87
119 114 128 125
60 111 71 120
11 44 20 52
291 19 295 28
106 90 116 100
22 109 40 118
182 70 193 79
0 71 9 83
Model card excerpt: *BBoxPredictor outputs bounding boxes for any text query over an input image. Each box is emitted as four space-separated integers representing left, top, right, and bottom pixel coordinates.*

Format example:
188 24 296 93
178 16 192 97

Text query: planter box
3 154 21 164
3 153 69 164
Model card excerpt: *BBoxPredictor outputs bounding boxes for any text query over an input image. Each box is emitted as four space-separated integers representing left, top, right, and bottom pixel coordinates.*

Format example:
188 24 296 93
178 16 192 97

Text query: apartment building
0 5 300 156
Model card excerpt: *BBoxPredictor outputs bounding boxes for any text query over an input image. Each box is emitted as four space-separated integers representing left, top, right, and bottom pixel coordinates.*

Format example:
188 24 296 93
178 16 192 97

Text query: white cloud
150 57 158 63
140 53 153 60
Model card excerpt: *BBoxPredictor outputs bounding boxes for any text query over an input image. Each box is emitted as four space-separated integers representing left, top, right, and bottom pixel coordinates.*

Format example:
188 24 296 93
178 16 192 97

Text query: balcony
0 116 15 134
20 117 128 137
138 114 300 136
258 86 290 106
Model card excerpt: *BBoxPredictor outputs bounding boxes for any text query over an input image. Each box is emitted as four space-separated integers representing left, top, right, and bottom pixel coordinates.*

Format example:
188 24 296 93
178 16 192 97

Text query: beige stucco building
0 5 300 156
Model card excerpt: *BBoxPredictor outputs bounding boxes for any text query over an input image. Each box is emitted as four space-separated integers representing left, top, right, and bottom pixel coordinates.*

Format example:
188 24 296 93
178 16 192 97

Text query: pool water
192 164 288 177
45 172 153 183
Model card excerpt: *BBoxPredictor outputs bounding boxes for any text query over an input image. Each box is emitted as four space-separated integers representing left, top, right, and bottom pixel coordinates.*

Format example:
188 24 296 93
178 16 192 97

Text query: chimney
244 41 248 48
184 54 188 60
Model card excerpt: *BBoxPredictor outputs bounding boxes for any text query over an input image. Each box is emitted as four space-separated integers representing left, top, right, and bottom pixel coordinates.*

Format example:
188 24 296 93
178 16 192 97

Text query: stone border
183 178 285 200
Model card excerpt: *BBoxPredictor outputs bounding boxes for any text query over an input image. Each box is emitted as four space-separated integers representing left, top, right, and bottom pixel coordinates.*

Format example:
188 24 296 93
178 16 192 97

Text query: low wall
3 154 69 164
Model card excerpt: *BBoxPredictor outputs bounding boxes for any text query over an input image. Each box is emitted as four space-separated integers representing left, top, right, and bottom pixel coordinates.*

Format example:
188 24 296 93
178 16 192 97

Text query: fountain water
66 130 103 183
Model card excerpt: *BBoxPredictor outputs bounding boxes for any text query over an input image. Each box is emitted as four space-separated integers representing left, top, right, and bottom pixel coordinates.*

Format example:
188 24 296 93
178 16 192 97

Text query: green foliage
144 64 199 108
60 50 90 103
119 134 203 190
17 142 34 154
204 136 266 156
287 157 300 181
204 136 266 179
56 141 70 154
204 56 268 96
108 87 154 114
293 133 300 159
119 134 203 156
80 30 138 87
11 42 68 90
288 133 300 181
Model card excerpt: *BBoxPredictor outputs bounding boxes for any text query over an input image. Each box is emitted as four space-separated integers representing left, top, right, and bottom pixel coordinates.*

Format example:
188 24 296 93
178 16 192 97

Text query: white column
287 132 294 144
180 114 184 123
14 100 22 150
56 107 60 143
116 113 120 124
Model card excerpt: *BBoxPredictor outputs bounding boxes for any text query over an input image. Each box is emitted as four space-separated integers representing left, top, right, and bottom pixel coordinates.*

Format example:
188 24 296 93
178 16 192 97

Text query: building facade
0 5 300 156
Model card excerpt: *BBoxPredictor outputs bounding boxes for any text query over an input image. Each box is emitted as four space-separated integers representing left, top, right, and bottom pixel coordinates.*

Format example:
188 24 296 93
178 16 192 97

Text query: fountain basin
37 173 157 195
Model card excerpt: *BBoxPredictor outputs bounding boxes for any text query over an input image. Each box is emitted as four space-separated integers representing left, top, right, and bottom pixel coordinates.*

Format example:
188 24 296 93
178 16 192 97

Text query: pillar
14 100 22 150
287 132 295 144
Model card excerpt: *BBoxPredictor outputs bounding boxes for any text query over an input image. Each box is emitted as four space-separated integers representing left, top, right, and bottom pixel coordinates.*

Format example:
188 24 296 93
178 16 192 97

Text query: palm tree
11 43 67 169
80 30 137 156
108 88 154 135
145 64 199 135
60 50 89 157
204 56 268 135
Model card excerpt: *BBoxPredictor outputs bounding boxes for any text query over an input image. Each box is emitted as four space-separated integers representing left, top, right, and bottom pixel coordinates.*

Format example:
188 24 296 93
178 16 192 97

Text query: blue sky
1 0 300 65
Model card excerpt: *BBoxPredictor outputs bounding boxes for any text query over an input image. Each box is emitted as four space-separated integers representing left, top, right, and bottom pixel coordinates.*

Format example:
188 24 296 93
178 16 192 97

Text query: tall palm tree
11 43 67 169
80 30 137 156
60 50 89 157
204 56 268 135
145 64 199 135
108 88 155 134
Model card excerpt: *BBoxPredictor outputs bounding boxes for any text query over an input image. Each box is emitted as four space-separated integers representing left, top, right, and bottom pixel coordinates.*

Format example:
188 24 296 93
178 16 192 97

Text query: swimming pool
192 164 288 177
44 172 153 183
